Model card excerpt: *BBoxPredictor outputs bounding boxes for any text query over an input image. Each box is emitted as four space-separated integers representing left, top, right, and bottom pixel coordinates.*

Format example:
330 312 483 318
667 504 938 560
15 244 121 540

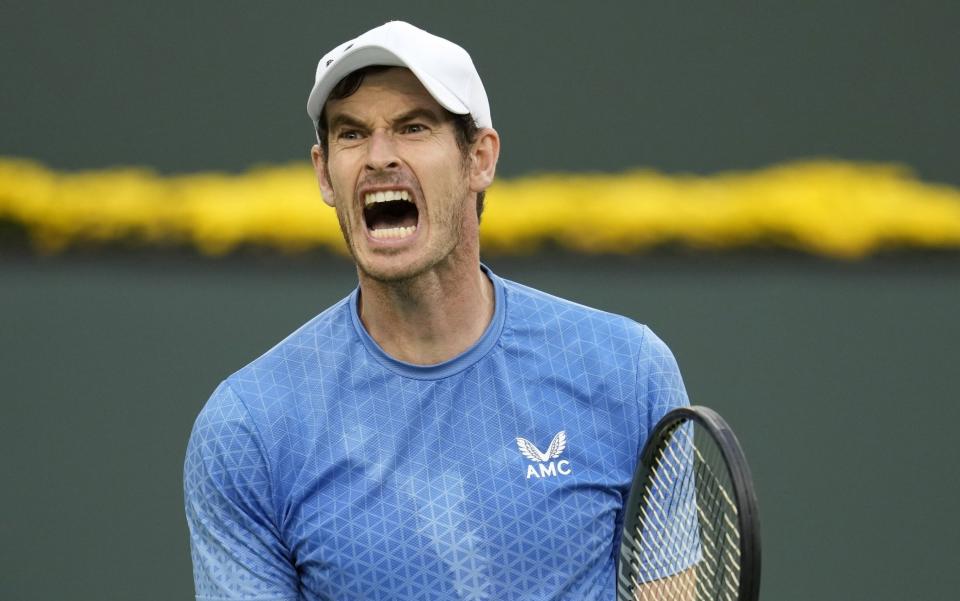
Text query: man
184 21 691 601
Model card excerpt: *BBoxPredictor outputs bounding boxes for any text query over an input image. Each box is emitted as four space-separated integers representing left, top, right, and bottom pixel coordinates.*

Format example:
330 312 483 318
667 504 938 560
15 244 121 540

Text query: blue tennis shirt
184 267 690 601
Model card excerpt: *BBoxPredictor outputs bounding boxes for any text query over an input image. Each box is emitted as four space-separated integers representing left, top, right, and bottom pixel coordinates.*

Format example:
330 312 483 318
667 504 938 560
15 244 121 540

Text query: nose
365 129 400 172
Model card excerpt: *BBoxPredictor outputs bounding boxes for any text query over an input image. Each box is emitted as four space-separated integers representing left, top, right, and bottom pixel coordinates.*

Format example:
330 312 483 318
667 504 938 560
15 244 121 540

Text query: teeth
365 189 411 206
370 226 416 240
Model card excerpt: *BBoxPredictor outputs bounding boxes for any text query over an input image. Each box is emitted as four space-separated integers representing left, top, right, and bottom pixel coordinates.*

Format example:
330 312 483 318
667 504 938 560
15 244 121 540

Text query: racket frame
617 405 762 601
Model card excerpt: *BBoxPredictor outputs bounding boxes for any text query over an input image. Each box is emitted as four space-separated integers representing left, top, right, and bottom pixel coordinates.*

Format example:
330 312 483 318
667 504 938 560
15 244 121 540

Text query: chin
356 252 433 284
355 240 462 285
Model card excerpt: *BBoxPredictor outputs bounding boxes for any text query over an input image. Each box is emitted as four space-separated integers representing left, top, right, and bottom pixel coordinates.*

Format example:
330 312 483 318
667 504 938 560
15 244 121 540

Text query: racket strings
620 420 743 601
625 423 699 600
691 430 741 601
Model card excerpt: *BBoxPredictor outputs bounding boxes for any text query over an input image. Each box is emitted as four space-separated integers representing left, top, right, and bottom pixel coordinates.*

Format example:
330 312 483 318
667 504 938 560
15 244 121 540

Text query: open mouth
363 189 419 240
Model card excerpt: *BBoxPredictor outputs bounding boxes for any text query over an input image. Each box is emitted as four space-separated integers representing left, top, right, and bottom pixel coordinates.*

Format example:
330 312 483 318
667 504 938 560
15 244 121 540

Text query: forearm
632 566 697 601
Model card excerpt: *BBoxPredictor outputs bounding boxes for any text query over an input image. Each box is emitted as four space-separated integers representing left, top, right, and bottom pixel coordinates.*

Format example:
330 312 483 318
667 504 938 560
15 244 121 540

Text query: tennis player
184 21 692 601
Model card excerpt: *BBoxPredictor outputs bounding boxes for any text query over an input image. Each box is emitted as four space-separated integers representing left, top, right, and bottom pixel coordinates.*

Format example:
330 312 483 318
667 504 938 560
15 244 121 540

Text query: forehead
324 67 445 120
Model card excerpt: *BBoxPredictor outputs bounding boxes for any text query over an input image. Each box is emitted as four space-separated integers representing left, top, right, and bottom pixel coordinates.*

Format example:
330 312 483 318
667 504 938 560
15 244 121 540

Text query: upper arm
637 326 691 434
184 381 299 601
626 327 699 584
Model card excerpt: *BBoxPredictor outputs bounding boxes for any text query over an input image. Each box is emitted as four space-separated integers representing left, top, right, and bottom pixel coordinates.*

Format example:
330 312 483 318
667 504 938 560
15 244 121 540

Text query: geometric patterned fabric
184 266 690 600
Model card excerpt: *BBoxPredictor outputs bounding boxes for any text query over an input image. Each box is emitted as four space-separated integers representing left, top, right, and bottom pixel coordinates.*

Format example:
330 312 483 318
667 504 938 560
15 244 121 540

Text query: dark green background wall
2 256 959 600
2 1 959 183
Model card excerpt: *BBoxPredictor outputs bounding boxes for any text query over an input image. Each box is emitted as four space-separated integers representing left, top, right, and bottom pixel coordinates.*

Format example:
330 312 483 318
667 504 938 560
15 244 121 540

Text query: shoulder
228 293 354 391
498 275 686 382
197 293 356 432
189 379 252 444
500 276 649 353
245 294 353 370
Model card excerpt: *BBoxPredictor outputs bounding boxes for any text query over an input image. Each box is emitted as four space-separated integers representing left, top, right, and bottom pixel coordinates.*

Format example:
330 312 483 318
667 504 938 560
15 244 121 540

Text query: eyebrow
327 113 367 134
391 108 445 126
327 107 446 134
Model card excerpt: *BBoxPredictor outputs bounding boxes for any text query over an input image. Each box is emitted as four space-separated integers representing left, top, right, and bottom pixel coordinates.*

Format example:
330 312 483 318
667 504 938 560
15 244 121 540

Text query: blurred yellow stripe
2 157 959 258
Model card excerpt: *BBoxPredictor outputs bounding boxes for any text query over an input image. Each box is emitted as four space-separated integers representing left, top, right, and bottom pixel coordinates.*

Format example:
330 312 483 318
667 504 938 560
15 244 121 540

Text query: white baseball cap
306 21 492 129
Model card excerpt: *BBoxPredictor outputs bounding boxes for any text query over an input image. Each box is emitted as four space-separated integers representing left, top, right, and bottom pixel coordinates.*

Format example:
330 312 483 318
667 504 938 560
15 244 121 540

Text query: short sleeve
637 326 691 435
183 381 299 601
632 326 699 581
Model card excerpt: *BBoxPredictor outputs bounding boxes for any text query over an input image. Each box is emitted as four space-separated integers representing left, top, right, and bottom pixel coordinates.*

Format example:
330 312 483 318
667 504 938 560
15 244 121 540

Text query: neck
356 255 495 366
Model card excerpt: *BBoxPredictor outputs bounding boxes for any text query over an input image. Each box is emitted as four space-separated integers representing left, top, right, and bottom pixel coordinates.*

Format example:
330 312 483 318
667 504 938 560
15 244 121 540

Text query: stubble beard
334 178 470 285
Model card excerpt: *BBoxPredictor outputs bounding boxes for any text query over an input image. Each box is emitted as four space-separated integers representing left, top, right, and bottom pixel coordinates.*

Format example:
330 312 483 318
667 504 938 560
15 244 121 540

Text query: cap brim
307 45 470 124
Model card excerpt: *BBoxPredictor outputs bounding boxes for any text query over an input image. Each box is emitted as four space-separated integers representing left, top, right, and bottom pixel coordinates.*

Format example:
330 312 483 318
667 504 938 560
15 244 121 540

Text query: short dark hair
315 66 485 219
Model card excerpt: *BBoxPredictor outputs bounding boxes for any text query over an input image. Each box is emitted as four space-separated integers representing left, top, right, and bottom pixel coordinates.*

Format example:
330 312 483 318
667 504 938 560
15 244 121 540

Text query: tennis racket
616 406 761 601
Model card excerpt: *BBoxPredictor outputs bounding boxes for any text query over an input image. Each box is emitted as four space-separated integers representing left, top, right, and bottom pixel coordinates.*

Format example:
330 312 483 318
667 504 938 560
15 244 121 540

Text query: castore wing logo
516 431 572 479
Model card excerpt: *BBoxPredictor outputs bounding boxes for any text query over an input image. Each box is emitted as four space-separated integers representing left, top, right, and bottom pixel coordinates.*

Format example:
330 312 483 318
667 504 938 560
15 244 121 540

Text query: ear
468 128 500 194
311 144 336 208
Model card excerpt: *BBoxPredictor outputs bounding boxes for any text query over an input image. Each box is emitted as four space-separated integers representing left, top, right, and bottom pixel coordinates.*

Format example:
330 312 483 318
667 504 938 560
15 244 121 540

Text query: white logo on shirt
516 431 572 479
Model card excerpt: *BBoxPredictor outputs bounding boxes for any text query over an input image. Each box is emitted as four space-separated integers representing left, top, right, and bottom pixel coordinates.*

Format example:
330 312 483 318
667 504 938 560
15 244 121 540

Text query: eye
337 129 363 141
401 123 429 135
